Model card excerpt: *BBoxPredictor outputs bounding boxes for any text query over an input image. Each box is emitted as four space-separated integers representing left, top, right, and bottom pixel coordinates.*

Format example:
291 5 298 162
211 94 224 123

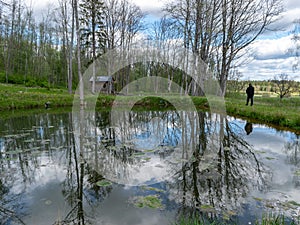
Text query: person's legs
250 96 253 106
246 96 249 105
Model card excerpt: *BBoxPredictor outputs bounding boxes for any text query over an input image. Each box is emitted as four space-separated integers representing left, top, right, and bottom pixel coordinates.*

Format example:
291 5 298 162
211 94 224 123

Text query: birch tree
165 0 282 96
74 0 84 104
103 0 144 91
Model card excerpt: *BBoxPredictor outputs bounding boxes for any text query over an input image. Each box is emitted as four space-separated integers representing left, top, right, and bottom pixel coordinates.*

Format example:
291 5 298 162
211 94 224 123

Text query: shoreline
0 84 299 134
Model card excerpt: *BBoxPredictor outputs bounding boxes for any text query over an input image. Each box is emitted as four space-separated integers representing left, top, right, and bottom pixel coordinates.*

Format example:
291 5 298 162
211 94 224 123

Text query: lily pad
130 195 164 209
96 180 112 187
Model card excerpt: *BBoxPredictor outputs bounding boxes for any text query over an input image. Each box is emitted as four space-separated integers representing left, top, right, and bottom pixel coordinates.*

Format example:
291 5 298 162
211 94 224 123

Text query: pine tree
79 0 106 93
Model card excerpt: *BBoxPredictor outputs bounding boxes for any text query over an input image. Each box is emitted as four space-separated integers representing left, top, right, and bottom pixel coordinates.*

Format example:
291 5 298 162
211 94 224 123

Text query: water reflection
0 111 299 224
244 122 253 135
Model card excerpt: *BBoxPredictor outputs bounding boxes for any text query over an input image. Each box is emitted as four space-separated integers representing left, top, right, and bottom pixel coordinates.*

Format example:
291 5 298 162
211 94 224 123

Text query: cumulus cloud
132 0 165 17
252 35 294 60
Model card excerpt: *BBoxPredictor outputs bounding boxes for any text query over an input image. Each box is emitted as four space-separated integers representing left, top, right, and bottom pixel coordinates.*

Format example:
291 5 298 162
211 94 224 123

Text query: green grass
0 83 73 110
0 83 299 133
225 94 300 133
174 214 299 225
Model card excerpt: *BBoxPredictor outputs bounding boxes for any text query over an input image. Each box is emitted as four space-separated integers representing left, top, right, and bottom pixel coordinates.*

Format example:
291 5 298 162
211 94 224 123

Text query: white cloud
131 0 165 16
253 35 294 60
239 34 300 81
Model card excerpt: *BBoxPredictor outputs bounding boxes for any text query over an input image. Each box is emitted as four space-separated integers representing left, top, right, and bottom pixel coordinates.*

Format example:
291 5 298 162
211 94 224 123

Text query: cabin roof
89 76 113 82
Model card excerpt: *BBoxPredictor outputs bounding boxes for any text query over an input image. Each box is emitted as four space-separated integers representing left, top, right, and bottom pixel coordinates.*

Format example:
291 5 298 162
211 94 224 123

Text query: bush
25 79 37 87
38 80 49 89
0 72 6 83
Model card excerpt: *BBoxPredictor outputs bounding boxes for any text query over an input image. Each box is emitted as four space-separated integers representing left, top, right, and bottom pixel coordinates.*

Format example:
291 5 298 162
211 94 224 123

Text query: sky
27 0 300 81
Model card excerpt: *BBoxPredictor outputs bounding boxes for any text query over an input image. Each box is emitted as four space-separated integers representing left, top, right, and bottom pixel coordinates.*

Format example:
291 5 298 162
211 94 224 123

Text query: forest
0 0 298 97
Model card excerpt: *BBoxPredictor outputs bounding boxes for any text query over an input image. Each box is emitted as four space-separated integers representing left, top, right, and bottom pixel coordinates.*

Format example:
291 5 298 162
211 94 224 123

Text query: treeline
227 79 300 98
0 0 283 96
0 0 145 92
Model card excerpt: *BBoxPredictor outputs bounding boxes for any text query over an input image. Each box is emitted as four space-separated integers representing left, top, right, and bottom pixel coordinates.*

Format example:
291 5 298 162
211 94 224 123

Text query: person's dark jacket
246 85 254 97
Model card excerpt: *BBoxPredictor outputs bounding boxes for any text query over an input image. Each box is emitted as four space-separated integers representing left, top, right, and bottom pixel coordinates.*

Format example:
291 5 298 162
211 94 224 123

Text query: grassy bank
225 94 300 134
0 83 73 110
174 214 298 225
0 84 299 133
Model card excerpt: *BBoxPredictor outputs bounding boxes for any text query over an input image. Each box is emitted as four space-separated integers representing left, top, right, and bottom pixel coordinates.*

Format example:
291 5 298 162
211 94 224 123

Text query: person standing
246 83 254 106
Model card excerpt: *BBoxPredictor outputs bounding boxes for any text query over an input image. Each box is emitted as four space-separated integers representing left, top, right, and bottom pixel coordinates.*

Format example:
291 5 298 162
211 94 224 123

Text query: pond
0 110 299 225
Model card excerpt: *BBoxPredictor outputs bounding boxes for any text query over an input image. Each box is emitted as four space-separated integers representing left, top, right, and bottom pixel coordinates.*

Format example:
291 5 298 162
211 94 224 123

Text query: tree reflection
0 110 278 224
166 113 269 222
84 110 269 220
284 134 300 166
284 134 300 187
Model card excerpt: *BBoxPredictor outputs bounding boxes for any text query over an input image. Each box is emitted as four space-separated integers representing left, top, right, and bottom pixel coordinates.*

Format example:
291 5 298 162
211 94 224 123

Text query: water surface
0 110 299 224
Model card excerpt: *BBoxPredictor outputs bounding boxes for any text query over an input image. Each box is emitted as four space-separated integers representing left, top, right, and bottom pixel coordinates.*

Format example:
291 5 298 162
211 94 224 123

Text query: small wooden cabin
89 76 114 94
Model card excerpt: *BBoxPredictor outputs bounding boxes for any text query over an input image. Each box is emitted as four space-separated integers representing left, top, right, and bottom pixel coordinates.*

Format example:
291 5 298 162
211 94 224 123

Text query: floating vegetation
5 149 23 154
253 197 263 202
107 146 118 151
143 149 156 153
41 139 51 144
294 170 300 176
265 157 276 160
141 186 165 193
24 138 34 143
142 157 151 162
133 152 145 157
44 200 52 205
50 146 64 151
222 210 236 221
199 205 216 213
253 196 300 221
255 150 267 154
96 179 112 187
2 157 18 161
130 195 164 209
3 134 19 139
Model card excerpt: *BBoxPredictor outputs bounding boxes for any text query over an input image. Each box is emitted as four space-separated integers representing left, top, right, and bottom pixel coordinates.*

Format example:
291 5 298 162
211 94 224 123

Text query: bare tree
273 73 296 99
57 0 75 94
227 69 246 94
165 0 282 96
103 0 144 91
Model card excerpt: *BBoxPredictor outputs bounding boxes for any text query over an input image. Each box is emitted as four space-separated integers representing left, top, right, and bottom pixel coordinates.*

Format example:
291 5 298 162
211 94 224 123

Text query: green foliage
0 73 50 88
174 215 221 225
255 214 297 225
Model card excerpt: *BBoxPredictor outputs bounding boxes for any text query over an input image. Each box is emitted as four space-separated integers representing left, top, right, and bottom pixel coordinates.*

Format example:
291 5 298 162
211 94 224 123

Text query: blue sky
133 0 300 81
29 0 300 81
